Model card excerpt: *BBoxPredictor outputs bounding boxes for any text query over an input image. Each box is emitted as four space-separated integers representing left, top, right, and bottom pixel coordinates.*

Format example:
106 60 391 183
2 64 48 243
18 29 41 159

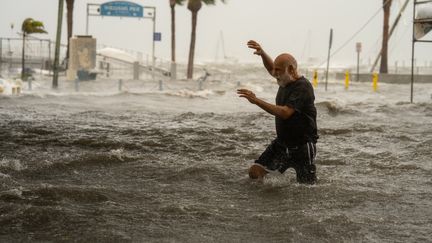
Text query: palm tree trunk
187 11 198 80
380 0 392 74
21 33 25 80
66 0 74 65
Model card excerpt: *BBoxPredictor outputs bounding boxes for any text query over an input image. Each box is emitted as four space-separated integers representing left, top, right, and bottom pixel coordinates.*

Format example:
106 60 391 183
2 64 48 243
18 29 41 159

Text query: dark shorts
254 139 317 184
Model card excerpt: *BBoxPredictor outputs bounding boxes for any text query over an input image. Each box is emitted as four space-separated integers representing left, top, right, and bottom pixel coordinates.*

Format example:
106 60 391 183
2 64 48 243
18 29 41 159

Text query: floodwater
1 65 431 242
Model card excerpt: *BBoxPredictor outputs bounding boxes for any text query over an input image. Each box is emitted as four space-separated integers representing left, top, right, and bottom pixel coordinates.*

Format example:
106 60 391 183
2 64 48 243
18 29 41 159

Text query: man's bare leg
248 164 269 179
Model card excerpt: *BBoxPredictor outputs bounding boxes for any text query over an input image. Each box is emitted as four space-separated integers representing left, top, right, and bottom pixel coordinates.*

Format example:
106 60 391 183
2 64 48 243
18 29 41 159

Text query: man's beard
277 77 291 87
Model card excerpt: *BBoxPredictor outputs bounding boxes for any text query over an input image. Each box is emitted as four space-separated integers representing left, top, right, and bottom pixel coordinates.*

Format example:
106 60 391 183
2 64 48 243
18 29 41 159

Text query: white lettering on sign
101 2 143 17
105 6 128 11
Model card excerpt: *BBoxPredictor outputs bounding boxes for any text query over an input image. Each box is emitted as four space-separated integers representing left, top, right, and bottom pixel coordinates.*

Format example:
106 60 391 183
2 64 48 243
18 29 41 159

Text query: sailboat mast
220 31 227 59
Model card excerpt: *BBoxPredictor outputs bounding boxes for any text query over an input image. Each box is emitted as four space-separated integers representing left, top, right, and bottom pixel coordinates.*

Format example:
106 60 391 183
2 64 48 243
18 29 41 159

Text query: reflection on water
0 67 431 241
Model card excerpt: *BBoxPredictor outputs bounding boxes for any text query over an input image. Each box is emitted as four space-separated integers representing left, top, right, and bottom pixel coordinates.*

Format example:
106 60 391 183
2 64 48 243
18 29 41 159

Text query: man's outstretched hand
247 40 263 56
237 89 258 104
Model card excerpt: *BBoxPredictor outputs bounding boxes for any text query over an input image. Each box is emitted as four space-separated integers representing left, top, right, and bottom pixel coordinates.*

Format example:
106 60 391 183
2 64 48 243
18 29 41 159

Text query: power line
316 0 393 67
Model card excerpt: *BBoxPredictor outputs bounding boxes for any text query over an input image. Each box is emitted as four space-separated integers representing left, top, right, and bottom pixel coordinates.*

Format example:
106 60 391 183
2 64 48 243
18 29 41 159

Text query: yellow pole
372 73 378 92
313 70 318 88
345 70 350 90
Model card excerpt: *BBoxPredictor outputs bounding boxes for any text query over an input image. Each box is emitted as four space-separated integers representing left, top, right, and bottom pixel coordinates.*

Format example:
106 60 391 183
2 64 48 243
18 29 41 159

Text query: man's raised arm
247 40 274 76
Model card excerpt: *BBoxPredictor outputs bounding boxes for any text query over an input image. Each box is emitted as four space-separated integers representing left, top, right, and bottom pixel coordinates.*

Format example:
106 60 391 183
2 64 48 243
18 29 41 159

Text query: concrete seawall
335 73 432 84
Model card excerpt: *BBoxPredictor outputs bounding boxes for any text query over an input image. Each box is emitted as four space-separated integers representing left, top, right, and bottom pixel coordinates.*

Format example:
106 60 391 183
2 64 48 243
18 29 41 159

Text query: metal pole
8 38 12 75
75 78 79 92
325 28 333 91
86 4 89 35
53 0 64 89
48 40 52 75
118 79 122 91
0 38 3 76
152 7 156 80
356 51 360 81
410 0 416 103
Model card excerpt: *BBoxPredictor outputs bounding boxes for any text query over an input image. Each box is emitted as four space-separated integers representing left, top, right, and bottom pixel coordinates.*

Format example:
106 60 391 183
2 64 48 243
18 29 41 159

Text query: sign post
151 9 156 80
356 42 362 81
86 1 157 79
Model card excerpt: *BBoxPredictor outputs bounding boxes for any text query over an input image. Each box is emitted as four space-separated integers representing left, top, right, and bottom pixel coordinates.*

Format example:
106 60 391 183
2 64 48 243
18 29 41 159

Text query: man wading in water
237 40 318 184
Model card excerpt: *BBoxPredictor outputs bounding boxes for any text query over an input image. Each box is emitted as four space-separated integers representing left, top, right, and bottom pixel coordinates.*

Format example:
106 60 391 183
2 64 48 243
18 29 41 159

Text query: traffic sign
356 42 362 53
100 1 144 18
154 32 161 41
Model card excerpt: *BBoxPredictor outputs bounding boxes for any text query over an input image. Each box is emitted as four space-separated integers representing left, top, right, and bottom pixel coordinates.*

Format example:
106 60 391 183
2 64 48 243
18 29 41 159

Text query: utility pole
371 0 409 72
53 0 64 89
325 28 333 91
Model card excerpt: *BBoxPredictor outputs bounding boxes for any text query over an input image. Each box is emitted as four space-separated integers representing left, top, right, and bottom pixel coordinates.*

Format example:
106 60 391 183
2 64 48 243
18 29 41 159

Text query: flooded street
1 66 431 242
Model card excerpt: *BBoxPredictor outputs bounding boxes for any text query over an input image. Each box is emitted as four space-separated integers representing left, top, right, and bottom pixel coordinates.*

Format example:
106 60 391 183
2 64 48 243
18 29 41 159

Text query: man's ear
287 65 294 75
286 64 294 76
288 65 298 78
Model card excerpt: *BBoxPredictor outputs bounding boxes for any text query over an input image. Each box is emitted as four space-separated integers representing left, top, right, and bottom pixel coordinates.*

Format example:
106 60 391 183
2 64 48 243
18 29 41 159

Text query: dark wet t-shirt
275 76 318 146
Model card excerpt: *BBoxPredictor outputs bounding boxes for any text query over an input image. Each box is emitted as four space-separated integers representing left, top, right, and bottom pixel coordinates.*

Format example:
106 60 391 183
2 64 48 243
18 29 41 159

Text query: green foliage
21 18 47 81
187 0 225 11
202 0 226 5
171 0 186 7
21 18 47 35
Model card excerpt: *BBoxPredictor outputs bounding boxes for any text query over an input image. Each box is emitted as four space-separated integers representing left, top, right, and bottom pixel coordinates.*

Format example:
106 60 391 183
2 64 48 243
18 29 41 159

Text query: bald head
273 53 300 83
274 53 297 70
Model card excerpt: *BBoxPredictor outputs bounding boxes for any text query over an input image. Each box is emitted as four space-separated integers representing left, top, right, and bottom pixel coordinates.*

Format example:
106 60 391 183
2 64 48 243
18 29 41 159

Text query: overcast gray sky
1 0 431 67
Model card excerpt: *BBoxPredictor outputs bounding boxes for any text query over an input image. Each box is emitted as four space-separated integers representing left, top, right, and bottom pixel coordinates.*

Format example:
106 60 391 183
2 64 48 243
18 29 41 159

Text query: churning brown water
1 66 431 242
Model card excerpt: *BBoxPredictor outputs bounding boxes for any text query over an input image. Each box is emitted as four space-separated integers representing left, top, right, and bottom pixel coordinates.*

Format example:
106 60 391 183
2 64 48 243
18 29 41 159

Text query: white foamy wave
166 89 214 98
1 188 24 199
0 172 11 178
110 148 125 161
237 82 264 92
263 173 290 186
0 158 26 171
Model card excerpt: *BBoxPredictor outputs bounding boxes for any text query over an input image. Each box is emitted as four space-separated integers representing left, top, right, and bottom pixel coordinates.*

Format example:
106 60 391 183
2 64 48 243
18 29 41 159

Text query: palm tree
170 0 185 79
21 18 47 80
379 0 392 74
66 0 75 65
186 0 225 80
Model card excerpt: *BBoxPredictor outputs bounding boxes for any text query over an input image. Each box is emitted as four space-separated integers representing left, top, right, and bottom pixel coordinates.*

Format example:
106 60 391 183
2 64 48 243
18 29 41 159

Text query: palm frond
21 18 47 34
202 0 216 5
176 0 186 5
202 0 226 5
21 18 34 32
